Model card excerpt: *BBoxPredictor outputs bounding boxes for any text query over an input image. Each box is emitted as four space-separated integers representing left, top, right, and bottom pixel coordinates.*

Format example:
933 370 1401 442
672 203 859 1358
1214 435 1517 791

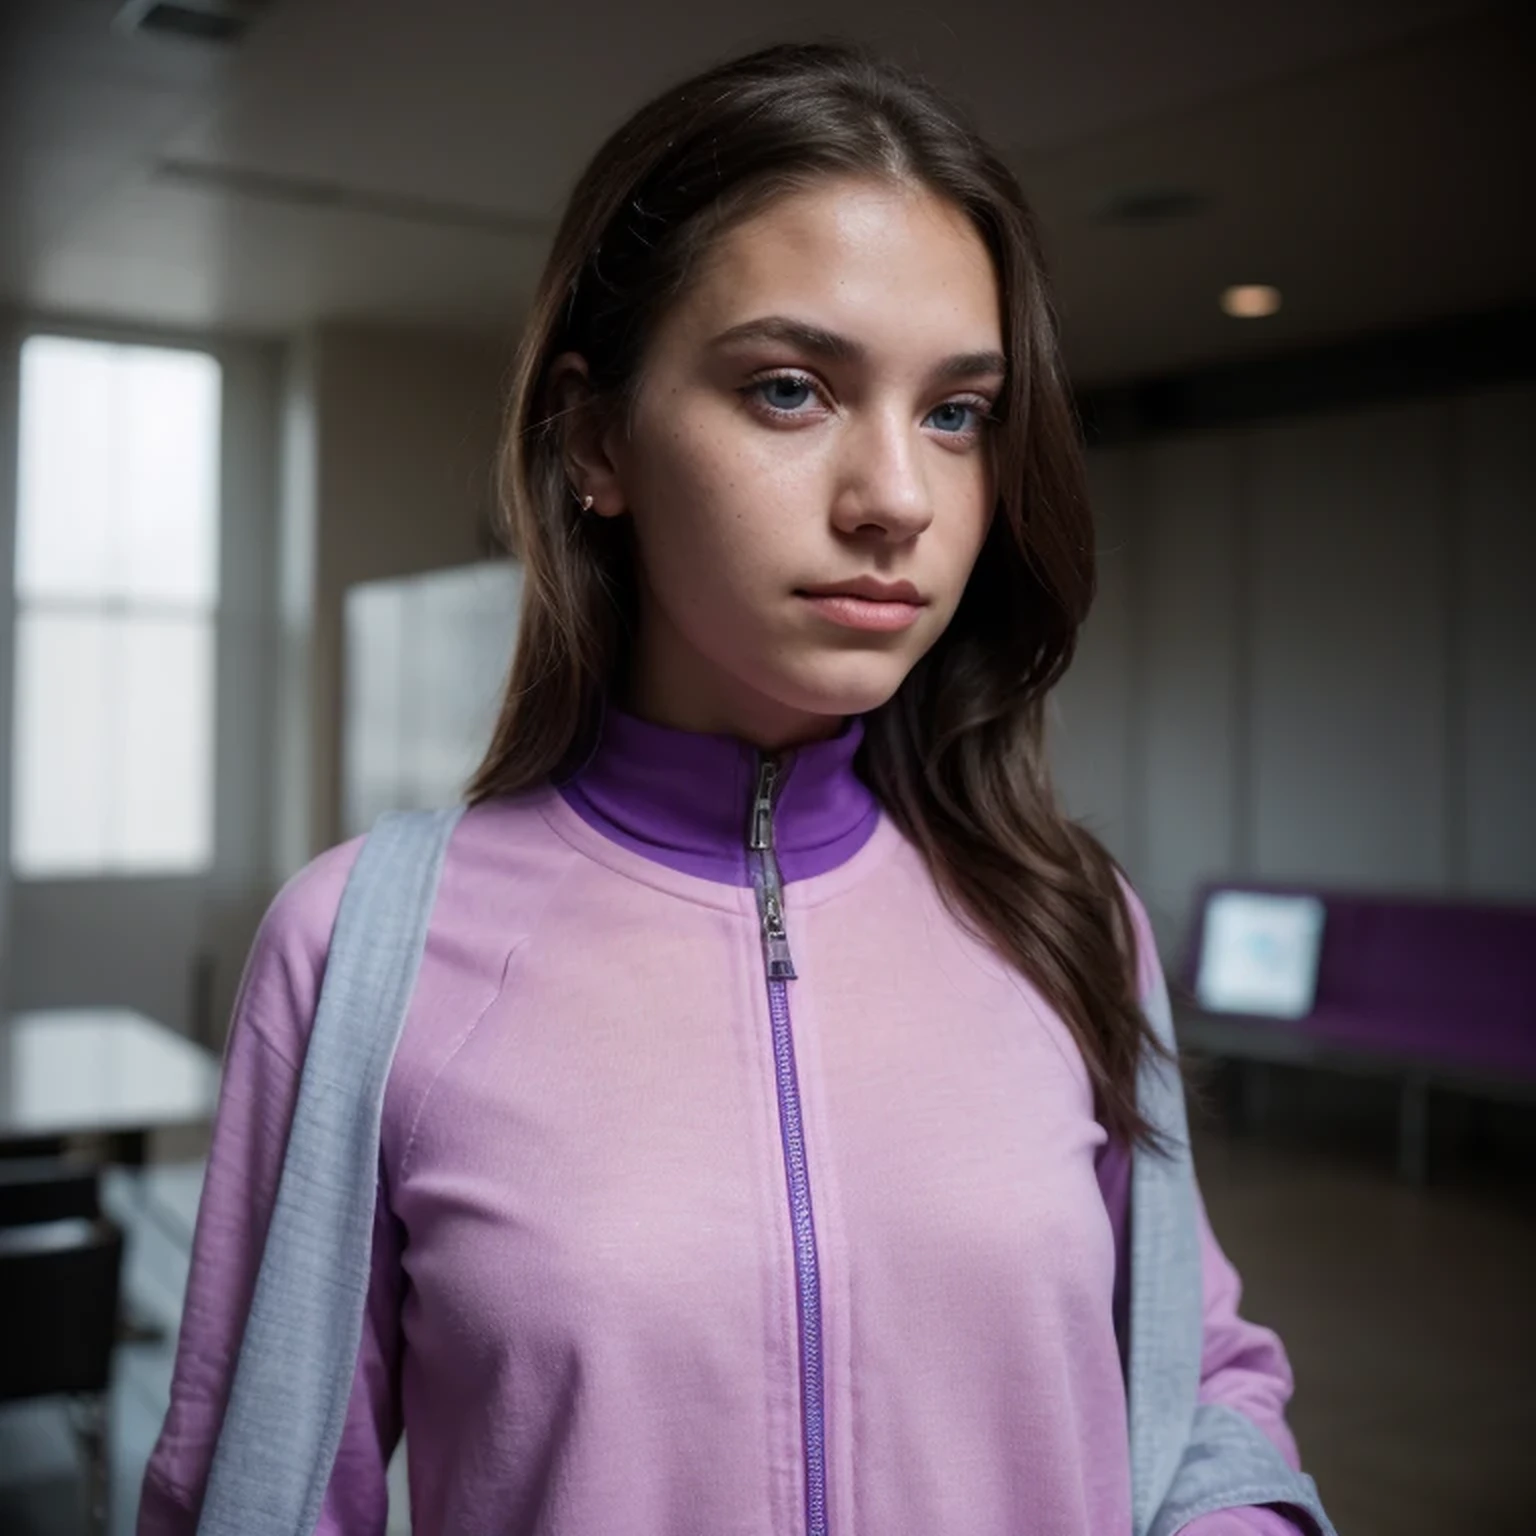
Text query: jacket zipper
749 757 828 1536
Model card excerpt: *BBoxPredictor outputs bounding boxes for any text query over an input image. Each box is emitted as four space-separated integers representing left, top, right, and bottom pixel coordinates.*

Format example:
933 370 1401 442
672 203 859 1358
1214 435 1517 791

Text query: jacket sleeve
1101 888 1323 1536
137 843 404 1536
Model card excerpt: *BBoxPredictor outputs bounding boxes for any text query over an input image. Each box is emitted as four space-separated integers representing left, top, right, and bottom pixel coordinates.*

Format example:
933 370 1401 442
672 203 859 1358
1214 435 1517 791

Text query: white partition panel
343 560 522 838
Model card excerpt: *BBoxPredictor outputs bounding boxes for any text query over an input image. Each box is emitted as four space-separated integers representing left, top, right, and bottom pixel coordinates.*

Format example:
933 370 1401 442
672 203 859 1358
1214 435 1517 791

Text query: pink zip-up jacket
140 710 1317 1536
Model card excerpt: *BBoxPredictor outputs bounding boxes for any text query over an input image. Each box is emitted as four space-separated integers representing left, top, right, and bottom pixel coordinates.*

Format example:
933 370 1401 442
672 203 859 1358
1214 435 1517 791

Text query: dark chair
0 1157 103 1225
0 1162 124 1536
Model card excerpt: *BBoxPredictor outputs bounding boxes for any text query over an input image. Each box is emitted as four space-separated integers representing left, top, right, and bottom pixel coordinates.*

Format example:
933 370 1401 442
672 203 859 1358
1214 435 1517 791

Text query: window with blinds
11 335 221 877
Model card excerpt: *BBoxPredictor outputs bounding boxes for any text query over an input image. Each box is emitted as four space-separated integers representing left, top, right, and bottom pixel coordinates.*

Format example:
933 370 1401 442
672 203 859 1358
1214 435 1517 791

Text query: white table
0 1008 220 1164
0 1009 221 1349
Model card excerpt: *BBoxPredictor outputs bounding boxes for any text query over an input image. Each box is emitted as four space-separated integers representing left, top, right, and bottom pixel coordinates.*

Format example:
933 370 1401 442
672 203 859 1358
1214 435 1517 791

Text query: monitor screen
1195 891 1326 1019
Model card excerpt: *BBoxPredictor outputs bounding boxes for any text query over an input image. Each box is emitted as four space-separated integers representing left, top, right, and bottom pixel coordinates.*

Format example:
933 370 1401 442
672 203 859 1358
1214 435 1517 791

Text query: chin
761 651 913 722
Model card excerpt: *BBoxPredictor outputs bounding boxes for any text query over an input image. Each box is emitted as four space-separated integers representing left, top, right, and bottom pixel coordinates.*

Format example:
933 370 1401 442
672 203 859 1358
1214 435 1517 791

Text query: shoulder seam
398 934 524 1183
394 844 583 1183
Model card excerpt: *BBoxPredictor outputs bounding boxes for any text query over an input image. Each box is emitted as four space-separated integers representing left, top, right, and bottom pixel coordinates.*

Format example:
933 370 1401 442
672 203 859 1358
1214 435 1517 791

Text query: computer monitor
1194 890 1327 1019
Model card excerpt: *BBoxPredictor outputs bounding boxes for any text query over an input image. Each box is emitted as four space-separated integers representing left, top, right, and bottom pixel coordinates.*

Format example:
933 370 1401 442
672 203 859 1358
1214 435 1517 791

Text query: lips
797 578 925 605
796 582 928 634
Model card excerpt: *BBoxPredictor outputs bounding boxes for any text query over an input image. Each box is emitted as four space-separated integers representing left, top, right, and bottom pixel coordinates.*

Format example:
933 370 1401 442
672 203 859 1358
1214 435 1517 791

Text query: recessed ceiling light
1221 284 1282 319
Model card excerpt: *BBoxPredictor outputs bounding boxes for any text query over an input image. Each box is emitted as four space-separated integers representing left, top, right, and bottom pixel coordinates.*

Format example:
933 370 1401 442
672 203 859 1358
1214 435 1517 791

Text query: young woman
141 42 1331 1536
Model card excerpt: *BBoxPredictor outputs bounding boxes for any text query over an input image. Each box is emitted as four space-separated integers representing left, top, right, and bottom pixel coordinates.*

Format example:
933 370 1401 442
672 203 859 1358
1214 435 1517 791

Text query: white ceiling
2 0 1532 384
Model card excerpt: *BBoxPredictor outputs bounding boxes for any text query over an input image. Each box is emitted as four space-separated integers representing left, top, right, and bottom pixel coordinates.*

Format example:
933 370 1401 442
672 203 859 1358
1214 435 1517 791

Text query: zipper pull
750 757 797 978
750 760 779 851
762 891 797 980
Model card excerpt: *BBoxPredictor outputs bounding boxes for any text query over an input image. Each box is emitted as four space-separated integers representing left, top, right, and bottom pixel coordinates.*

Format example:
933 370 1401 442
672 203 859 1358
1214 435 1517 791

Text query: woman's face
580 175 1004 750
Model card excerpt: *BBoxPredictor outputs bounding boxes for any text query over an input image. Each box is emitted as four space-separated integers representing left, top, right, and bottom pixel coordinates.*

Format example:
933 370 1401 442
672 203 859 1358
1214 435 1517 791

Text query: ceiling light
1221 285 1282 319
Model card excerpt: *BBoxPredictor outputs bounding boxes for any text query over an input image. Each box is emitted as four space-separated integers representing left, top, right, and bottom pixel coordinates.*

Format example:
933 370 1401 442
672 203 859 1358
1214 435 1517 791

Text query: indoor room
1 2 1532 1533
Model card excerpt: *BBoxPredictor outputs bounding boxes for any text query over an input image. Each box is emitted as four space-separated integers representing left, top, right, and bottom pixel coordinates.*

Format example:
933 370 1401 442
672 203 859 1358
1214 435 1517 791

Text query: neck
623 604 847 753
624 697 848 756
623 678 846 755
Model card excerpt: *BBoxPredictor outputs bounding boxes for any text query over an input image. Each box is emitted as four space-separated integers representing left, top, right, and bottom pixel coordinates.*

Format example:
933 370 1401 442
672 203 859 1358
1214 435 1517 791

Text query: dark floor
2 1094 1532 1534
1192 1091 1536 1536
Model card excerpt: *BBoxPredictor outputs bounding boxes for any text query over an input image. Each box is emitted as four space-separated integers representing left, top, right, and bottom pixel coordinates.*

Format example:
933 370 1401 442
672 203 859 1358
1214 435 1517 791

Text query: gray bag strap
198 806 464 1536
1129 958 1337 1536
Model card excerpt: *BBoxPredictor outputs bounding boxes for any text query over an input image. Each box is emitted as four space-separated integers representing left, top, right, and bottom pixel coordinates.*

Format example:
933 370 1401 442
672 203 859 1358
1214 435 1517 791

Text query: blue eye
757 376 816 412
927 401 983 434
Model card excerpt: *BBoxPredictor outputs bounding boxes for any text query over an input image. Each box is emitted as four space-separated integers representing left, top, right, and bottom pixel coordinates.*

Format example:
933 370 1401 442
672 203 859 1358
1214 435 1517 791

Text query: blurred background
0 0 1532 1531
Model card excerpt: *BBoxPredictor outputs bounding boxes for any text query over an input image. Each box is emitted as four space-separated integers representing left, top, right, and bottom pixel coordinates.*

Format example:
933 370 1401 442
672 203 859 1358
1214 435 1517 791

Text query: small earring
581 493 595 512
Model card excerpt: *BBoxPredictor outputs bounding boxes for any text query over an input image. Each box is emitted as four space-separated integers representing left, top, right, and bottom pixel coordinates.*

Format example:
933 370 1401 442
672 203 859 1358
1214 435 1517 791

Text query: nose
829 408 935 543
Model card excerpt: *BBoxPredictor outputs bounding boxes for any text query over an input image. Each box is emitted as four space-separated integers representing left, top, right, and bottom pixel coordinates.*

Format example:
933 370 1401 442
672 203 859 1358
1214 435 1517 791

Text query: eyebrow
708 315 1007 385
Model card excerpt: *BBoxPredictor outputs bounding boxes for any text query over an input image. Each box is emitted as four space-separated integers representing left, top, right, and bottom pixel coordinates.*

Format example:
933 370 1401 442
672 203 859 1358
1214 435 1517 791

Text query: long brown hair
469 41 1164 1146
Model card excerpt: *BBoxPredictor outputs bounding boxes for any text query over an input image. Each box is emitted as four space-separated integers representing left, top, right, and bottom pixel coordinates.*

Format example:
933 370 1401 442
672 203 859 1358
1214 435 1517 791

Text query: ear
547 352 627 518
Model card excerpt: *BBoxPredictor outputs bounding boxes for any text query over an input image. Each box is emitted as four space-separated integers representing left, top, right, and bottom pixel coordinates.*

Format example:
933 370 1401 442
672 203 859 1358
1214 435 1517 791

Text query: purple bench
1173 884 1536 1180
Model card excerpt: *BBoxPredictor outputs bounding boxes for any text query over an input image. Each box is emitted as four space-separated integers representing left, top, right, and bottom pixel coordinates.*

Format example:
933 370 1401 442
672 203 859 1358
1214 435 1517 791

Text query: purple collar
558 707 881 886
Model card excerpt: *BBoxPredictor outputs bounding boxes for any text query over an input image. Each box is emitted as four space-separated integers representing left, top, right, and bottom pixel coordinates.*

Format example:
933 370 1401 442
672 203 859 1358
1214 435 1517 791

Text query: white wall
277 323 509 865
1052 383 1536 964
